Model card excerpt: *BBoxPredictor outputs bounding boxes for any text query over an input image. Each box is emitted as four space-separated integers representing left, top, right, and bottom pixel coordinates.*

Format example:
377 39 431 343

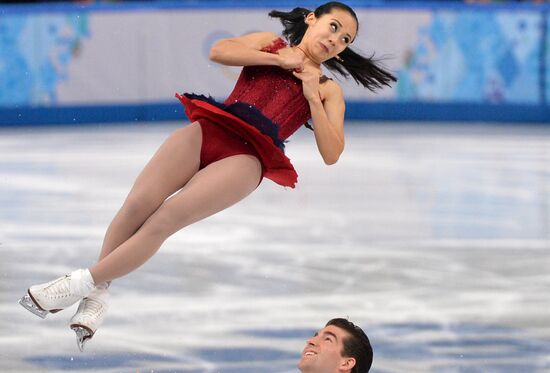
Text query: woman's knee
119 191 161 221
139 209 182 240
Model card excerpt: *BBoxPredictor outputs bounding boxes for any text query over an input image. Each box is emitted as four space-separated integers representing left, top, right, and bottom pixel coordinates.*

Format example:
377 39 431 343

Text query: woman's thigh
139 153 263 237
124 122 203 211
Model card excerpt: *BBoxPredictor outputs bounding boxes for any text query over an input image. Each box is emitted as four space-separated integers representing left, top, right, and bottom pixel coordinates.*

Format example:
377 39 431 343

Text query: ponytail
325 48 396 91
268 8 310 46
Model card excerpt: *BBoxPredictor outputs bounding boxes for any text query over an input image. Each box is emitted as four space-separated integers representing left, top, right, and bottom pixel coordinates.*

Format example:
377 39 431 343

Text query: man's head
298 318 373 373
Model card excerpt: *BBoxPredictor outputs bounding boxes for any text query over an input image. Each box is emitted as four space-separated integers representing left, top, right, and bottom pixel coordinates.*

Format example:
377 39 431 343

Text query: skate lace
44 276 71 299
81 297 104 317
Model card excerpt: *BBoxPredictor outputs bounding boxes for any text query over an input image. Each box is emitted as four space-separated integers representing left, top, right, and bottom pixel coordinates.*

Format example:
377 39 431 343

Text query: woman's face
303 8 358 62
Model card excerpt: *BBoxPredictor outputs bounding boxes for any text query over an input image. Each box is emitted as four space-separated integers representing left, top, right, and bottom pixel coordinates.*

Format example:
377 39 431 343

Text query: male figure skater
299 318 373 373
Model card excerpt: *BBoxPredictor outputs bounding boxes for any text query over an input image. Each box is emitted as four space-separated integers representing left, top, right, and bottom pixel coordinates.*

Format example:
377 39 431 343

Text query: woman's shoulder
320 77 344 101
321 75 342 90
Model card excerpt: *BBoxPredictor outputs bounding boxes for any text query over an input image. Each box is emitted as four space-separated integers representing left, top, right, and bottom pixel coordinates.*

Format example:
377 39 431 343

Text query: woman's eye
331 23 337 31
343 37 350 44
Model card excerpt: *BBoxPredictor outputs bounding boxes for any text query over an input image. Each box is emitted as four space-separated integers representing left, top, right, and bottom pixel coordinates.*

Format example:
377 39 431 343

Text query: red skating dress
176 38 311 188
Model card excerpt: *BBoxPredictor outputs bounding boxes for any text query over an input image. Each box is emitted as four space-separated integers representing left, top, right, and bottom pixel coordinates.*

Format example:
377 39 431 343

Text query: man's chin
298 358 315 372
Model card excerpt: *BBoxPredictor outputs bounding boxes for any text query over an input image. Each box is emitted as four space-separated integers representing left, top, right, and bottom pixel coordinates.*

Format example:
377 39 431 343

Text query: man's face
298 325 355 373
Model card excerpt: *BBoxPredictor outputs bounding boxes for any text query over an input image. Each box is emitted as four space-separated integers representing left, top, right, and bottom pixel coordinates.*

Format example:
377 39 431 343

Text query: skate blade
71 325 93 352
19 293 48 319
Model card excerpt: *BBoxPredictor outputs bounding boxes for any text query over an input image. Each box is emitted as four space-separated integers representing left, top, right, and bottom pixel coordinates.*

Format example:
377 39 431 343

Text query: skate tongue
69 269 96 297
95 281 109 290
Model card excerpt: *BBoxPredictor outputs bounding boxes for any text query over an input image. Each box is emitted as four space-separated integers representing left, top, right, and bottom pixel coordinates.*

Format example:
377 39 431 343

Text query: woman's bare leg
96 122 202 263
89 154 262 284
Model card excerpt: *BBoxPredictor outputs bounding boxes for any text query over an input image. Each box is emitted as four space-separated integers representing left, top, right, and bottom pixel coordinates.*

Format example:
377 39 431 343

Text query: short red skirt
176 93 298 188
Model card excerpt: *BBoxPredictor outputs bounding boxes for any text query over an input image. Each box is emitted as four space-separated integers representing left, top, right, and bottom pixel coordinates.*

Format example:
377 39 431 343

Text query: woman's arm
293 70 345 165
310 84 345 165
209 32 303 70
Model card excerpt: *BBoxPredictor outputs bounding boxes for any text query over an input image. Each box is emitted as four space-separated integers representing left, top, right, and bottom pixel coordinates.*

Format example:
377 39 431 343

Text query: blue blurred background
1 0 549 126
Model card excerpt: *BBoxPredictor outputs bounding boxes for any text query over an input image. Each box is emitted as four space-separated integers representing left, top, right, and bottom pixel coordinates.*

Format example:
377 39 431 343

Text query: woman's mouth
319 42 329 54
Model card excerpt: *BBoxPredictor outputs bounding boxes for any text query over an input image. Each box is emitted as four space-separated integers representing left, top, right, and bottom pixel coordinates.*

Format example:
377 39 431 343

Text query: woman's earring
335 55 344 63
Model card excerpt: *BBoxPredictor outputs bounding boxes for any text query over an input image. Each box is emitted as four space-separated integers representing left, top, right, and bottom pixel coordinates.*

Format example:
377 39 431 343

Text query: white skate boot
19 269 96 319
69 284 109 352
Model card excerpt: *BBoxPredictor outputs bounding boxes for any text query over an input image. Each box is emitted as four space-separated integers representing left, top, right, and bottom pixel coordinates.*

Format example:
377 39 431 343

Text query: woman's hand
277 48 305 72
292 65 322 103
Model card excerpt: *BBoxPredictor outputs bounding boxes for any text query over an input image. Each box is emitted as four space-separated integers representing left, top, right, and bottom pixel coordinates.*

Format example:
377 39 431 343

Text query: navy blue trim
541 10 548 105
1 1 549 15
0 103 184 127
345 101 550 123
1 102 549 127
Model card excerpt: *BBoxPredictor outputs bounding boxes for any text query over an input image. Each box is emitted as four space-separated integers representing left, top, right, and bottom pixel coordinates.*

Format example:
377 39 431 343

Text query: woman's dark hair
326 318 373 373
269 2 396 91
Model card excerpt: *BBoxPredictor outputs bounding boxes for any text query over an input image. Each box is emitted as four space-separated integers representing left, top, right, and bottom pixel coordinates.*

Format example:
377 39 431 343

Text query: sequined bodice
223 38 311 140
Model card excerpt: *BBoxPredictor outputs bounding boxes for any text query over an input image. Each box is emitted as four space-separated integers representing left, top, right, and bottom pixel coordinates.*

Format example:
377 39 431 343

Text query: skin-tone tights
88 122 262 284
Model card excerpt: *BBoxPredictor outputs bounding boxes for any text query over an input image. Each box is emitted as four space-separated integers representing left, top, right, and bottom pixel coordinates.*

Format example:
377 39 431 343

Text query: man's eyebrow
322 331 338 341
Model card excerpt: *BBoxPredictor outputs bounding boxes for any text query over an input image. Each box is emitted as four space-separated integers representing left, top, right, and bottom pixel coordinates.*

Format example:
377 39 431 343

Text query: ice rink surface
1 121 549 372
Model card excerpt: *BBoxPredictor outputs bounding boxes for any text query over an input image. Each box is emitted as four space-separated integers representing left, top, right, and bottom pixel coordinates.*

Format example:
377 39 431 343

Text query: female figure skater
19 2 396 350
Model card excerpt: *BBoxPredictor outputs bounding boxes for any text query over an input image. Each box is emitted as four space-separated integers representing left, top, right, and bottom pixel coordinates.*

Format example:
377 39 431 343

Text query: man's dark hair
326 318 373 373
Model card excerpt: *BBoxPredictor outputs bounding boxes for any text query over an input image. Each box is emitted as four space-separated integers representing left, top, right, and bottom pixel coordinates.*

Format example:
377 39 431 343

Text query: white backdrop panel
56 8 415 104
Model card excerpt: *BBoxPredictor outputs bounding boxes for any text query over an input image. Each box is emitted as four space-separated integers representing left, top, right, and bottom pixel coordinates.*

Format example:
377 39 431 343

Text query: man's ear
339 357 356 372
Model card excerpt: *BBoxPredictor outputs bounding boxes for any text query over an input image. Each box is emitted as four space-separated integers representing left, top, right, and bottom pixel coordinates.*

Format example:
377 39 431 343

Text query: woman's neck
295 44 322 68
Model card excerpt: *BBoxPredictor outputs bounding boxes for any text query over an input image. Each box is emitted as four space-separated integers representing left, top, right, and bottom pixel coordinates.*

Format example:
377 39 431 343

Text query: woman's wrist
273 53 284 67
